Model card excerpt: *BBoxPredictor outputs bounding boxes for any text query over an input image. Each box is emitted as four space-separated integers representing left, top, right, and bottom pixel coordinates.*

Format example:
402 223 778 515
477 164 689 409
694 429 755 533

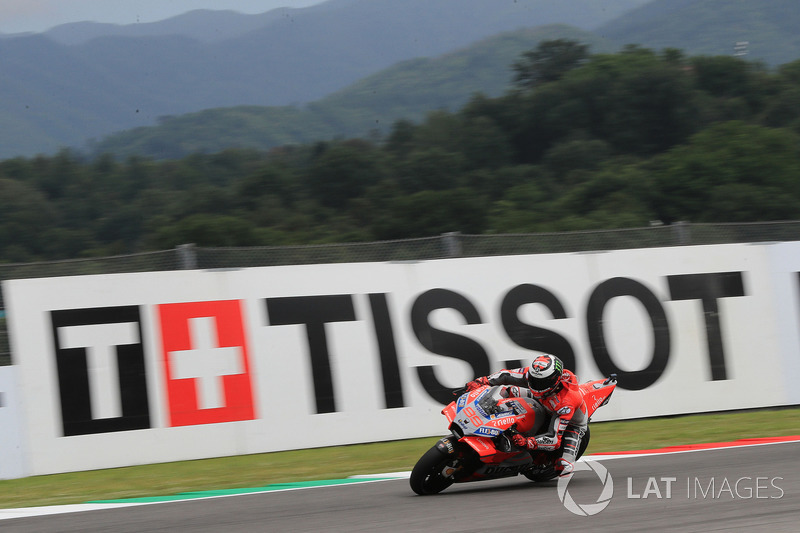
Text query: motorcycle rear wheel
409 444 459 495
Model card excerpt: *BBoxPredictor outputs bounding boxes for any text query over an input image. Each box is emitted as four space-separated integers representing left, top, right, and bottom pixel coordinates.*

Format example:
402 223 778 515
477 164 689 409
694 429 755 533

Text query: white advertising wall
0 366 27 480
4 241 800 477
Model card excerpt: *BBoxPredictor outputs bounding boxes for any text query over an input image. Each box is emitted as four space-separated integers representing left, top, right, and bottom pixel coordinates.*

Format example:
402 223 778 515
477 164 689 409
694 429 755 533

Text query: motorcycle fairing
457 451 533 482
579 377 617 418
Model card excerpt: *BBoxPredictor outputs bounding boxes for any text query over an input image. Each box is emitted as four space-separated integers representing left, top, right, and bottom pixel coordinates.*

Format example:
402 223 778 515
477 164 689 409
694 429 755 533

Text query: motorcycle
410 375 617 495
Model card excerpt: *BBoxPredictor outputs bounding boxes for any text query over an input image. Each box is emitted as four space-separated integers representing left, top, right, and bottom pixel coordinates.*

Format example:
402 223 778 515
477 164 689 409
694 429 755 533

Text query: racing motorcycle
409 375 617 495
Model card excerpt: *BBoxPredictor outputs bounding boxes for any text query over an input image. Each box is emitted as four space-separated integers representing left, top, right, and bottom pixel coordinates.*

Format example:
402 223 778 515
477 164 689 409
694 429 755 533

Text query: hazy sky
0 0 327 34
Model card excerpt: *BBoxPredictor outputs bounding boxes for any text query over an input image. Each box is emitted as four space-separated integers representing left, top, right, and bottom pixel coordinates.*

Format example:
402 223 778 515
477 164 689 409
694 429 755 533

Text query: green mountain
597 0 800 66
90 25 613 159
0 0 648 160
89 0 800 160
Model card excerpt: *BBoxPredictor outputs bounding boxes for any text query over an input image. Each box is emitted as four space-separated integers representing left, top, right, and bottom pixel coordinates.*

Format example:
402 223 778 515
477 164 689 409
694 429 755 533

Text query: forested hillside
90 25 611 160
2 44 800 263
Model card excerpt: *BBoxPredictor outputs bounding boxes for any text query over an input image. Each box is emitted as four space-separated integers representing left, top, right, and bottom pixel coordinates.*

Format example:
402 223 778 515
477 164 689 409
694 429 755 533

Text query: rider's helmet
526 354 564 397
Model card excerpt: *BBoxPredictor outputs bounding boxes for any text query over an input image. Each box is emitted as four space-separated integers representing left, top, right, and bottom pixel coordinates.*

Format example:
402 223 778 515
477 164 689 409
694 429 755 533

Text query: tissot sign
50 301 255 435
5 242 800 475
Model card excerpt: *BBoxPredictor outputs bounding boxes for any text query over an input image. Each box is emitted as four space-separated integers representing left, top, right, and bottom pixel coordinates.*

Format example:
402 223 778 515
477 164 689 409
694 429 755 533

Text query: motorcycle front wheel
409 444 459 495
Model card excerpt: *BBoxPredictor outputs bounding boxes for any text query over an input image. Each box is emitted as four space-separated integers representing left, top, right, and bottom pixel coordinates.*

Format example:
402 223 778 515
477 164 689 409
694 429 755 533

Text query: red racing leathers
470 366 588 475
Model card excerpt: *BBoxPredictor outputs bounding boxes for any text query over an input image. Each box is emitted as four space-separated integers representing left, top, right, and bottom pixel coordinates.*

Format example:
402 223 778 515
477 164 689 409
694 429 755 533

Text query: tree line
2 41 800 263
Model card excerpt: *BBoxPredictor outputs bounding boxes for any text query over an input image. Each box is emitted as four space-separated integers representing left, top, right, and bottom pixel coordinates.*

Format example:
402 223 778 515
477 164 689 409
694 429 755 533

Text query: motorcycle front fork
441 456 466 478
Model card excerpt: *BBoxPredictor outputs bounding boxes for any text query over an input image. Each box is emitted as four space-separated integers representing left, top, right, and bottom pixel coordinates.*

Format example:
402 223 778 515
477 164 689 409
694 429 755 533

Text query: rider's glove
465 377 490 391
555 458 574 476
501 386 521 398
510 434 537 450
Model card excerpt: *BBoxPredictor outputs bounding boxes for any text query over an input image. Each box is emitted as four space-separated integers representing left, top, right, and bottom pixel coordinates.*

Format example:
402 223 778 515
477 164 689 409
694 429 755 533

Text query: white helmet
526 354 564 397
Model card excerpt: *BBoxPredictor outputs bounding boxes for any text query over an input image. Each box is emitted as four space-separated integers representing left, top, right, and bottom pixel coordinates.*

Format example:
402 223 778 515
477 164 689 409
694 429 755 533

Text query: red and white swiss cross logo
158 300 256 427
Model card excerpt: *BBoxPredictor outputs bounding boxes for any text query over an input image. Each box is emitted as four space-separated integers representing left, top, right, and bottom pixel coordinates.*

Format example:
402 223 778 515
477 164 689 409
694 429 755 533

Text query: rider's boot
557 425 585 476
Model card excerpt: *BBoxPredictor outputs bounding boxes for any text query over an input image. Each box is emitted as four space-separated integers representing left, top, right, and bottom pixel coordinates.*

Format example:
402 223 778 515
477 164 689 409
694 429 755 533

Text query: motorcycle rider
465 354 587 477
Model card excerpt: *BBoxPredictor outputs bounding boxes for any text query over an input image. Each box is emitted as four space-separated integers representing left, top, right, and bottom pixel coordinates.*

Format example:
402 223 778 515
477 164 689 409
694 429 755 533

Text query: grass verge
1 406 798 509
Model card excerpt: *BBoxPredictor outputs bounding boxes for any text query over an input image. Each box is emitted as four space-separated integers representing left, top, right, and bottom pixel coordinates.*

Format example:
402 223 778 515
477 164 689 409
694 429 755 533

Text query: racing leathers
468 367 588 476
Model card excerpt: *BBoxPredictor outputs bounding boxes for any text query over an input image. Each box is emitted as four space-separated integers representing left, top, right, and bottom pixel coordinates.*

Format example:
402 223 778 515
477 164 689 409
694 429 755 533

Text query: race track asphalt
3 441 798 532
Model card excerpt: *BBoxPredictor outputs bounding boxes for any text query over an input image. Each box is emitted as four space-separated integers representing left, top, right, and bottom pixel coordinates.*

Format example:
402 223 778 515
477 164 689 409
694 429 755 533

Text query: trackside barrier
0 366 26 479
3 242 800 478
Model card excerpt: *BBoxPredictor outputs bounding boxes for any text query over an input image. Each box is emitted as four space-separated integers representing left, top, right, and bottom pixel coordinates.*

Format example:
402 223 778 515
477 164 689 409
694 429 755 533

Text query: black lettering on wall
50 306 150 436
266 295 356 414
411 289 490 404
368 293 405 409
668 272 746 381
586 278 670 391
500 284 576 372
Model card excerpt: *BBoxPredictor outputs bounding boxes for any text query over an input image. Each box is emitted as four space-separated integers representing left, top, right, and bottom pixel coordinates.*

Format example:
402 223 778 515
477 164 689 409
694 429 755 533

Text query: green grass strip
87 477 395 504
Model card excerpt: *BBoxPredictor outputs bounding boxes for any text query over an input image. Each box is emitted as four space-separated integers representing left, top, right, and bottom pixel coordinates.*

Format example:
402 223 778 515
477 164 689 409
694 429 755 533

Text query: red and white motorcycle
410 375 617 495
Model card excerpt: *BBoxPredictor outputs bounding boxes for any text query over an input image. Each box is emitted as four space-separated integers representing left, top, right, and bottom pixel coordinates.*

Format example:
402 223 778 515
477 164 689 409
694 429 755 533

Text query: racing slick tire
409 444 458 495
